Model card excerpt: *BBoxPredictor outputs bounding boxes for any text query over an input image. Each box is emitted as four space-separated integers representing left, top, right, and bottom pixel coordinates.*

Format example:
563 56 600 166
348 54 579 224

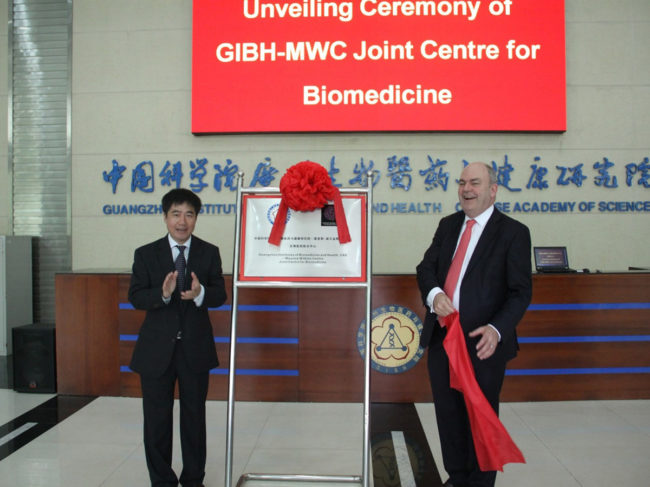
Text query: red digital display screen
192 0 565 133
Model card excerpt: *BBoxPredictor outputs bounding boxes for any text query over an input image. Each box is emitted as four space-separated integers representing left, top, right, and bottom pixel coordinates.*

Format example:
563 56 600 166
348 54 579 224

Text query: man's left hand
469 325 499 360
180 271 201 300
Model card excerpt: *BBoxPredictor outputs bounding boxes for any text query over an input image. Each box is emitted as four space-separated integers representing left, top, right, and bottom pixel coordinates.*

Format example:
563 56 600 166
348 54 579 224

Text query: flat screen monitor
534 246 572 273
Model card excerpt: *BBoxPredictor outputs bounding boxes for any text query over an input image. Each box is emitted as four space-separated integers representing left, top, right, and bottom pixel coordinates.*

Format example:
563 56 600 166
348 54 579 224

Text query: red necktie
443 219 476 298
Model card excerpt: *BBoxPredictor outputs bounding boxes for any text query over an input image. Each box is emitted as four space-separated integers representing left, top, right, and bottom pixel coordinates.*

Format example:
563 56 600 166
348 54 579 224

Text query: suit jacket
416 208 532 363
128 235 227 378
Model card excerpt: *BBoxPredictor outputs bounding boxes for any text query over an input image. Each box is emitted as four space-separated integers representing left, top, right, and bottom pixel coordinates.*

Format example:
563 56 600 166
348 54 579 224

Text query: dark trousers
427 339 507 487
140 341 209 487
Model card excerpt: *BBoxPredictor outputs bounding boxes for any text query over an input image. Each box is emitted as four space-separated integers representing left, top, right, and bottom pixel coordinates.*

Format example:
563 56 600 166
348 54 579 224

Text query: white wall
0 0 10 235
71 0 650 274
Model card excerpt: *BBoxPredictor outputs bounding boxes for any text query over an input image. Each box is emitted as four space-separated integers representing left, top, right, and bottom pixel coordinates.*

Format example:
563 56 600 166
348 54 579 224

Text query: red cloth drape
441 312 525 472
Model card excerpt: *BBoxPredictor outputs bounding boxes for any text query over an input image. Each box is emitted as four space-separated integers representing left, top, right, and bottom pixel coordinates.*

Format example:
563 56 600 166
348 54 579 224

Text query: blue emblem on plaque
267 203 291 225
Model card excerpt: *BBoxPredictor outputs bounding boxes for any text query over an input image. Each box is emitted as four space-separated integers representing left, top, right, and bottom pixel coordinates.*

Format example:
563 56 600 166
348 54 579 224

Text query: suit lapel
441 212 465 277
186 235 203 277
465 209 502 276
156 236 175 273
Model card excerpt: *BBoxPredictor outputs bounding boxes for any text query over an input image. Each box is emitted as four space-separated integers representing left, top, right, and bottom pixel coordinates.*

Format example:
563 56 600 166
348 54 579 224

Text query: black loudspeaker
12 323 57 393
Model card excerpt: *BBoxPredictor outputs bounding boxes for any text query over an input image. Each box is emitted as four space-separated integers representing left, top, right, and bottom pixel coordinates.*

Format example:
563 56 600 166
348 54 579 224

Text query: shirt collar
168 234 192 250
465 205 494 228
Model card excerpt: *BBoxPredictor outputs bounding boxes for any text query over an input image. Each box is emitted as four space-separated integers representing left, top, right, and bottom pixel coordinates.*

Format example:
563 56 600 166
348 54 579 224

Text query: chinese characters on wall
102 155 650 195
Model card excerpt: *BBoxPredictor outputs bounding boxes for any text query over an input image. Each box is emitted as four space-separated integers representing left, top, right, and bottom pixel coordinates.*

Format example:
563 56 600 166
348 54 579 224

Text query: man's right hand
161 271 177 299
433 292 455 317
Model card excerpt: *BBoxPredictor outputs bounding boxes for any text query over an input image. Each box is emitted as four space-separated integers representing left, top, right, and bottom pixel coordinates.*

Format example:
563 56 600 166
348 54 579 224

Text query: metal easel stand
224 172 375 487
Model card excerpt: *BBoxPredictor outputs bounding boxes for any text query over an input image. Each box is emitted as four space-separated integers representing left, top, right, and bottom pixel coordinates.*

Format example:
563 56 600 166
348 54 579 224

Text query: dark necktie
443 219 476 298
175 245 187 292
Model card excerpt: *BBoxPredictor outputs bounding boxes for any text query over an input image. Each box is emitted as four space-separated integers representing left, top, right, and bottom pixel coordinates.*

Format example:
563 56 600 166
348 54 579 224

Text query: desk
55 272 650 401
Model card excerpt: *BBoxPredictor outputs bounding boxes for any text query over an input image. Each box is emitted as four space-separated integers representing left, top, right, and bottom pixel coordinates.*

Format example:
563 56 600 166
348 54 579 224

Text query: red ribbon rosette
268 161 351 246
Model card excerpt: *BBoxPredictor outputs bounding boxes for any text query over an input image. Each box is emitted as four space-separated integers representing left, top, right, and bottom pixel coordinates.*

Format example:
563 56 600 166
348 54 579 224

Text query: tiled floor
0 387 649 486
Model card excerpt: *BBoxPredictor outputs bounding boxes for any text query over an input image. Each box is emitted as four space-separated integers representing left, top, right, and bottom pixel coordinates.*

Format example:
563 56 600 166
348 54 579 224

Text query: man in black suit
416 162 532 487
129 188 227 487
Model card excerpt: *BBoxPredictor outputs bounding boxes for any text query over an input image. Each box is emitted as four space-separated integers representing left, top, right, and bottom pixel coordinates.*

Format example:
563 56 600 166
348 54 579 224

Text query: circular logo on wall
357 305 424 374
267 203 291 225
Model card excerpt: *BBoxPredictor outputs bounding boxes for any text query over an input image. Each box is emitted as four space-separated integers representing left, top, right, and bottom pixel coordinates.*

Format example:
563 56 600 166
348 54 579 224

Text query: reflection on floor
0 389 649 486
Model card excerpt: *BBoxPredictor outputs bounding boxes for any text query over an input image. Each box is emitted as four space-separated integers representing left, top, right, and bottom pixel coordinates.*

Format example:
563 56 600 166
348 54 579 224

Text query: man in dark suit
129 188 227 487
416 162 532 487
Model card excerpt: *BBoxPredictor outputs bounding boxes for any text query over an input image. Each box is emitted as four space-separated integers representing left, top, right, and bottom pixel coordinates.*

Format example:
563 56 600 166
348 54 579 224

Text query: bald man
416 162 532 487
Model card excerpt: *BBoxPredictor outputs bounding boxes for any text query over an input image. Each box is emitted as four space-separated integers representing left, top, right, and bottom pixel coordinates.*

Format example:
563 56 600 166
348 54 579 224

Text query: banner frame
224 173 374 487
